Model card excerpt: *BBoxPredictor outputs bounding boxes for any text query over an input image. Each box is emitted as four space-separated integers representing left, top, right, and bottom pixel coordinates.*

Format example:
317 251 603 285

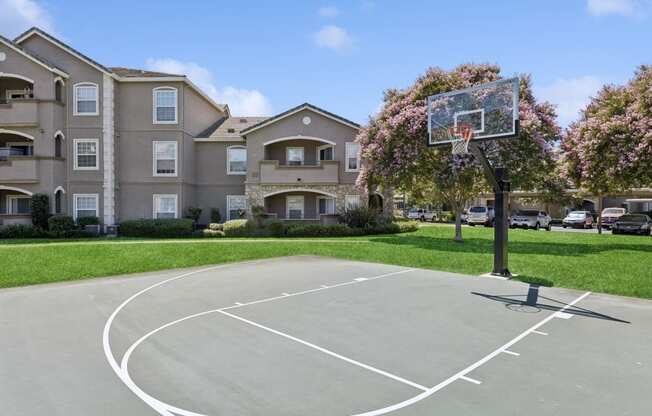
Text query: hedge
0 223 93 239
222 219 250 237
119 218 194 238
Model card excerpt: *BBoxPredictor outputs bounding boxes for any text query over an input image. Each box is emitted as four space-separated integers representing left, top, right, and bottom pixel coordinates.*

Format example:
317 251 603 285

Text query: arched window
54 131 64 158
54 77 65 103
73 82 99 115
226 145 247 175
53 186 66 214
152 87 178 124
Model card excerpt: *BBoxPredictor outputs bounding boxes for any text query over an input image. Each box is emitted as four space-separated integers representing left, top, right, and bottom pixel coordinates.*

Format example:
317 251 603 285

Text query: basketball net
449 124 474 155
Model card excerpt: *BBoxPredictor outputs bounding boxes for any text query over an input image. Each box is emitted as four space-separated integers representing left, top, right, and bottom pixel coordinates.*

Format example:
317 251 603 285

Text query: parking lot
1 256 650 415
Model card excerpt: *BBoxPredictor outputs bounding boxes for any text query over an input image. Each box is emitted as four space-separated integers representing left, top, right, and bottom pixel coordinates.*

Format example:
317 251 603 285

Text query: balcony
0 157 39 183
259 160 339 184
0 100 39 127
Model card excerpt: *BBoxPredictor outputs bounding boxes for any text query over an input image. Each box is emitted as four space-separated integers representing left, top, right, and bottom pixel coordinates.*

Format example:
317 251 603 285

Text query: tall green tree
357 64 560 241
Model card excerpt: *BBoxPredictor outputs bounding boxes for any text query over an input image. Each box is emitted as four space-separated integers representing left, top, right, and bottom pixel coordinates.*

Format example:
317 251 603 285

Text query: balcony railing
0 99 39 127
259 160 339 184
0 157 39 183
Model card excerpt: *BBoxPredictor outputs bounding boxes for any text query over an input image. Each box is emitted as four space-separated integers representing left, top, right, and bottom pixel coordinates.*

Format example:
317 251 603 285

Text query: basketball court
1 256 650 415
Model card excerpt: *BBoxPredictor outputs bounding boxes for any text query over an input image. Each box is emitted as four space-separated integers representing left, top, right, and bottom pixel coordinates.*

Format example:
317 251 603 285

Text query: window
153 141 178 176
54 133 64 158
73 194 98 219
286 195 304 219
287 147 304 166
345 142 360 172
73 83 98 115
317 197 335 215
153 194 177 219
54 190 63 214
73 139 99 170
345 195 361 210
317 145 334 162
227 195 247 220
54 79 64 103
153 87 178 124
6 195 31 214
227 146 247 175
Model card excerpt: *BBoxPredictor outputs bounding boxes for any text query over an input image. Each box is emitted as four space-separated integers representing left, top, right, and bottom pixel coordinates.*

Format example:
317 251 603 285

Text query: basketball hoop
449 124 474 155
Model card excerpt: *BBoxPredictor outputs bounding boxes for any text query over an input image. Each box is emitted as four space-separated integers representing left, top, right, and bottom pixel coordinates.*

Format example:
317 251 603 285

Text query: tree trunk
454 205 463 242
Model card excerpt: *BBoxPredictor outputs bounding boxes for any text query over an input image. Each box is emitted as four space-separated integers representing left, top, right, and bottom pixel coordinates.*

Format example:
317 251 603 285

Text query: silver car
510 209 552 231
562 211 594 229
467 206 494 227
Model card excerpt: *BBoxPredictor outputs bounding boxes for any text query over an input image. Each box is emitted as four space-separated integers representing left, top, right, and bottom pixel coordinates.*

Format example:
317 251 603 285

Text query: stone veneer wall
246 184 364 214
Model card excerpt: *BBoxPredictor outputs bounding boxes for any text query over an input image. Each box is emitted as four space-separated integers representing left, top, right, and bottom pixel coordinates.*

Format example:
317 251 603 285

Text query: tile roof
197 116 270 141
109 67 184 78
240 102 359 135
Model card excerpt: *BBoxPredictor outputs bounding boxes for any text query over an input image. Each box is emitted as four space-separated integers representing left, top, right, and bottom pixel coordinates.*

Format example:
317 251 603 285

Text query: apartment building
0 28 389 227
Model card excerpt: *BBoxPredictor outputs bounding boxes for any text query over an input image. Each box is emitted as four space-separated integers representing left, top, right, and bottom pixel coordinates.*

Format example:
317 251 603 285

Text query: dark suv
612 214 652 236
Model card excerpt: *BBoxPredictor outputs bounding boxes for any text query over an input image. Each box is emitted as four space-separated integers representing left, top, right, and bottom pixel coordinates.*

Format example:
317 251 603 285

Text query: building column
102 74 116 226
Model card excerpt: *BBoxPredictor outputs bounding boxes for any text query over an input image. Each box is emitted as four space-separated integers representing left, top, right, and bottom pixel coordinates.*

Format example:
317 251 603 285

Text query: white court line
532 330 548 336
502 350 520 356
555 311 573 319
459 375 482 385
219 309 429 392
107 265 416 416
353 291 592 416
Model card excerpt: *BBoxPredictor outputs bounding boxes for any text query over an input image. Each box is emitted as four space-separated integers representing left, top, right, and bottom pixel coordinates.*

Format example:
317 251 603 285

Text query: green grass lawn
1 225 651 298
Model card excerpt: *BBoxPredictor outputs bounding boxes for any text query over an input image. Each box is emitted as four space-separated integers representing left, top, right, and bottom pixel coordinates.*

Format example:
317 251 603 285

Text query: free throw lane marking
460 375 482 385
219 310 429 392
354 291 592 416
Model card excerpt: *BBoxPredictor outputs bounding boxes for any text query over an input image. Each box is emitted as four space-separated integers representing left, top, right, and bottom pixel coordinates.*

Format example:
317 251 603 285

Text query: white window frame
345 194 361 210
226 195 247 220
73 138 99 170
153 87 178 124
316 196 336 215
152 194 178 219
152 141 178 177
286 147 304 166
226 145 247 175
286 195 305 219
73 193 98 220
73 82 99 116
345 142 360 172
316 144 334 163
6 195 31 214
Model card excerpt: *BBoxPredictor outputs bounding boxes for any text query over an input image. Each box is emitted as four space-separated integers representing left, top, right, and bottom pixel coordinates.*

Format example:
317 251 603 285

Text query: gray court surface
1 256 650 415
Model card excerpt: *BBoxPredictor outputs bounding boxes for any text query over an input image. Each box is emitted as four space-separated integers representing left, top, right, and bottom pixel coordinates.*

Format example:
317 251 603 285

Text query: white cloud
145 58 272 116
313 25 353 52
319 6 339 18
587 0 642 16
535 76 603 127
0 0 54 38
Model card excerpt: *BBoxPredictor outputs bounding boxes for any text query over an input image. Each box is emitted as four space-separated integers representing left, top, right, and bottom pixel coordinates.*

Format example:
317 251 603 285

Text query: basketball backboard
427 78 520 147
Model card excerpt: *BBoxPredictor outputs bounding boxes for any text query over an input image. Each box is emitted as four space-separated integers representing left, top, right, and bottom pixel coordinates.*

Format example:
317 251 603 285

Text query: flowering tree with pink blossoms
562 66 652 231
357 64 560 241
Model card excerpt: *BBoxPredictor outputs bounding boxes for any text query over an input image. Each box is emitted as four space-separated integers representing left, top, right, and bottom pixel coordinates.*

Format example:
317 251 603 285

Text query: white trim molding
152 141 178 177
73 193 99 220
73 82 99 116
0 129 35 141
226 145 247 175
242 104 359 135
263 188 337 199
102 74 116 225
73 138 100 170
152 194 178 219
53 186 66 194
54 130 65 140
0 72 35 84
152 87 178 124
263 136 336 147
0 37 69 78
0 185 33 196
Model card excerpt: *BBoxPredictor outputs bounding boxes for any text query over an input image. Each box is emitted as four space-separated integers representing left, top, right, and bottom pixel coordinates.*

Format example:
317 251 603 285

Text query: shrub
119 218 194 238
77 216 100 227
265 220 286 237
339 206 381 228
210 208 221 223
0 224 44 239
222 219 250 237
30 193 50 229
185 207 202 224
202 229 225 238
208 223 224 231
48 215 75 236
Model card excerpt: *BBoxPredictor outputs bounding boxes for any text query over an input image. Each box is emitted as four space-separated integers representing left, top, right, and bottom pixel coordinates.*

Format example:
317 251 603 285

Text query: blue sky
2 0 651 126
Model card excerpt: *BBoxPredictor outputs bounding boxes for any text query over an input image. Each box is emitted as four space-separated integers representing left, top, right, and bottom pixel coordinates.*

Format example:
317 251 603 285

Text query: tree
357 64 560 241
562 66 652 232
30 193 50 230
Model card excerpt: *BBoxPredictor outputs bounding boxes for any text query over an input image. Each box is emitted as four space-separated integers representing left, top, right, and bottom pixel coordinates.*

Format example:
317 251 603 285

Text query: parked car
562 211 594 229
612 214 652 236
510 209 552 231
600 207 627 229
407 208 437 222
467 206 495 227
